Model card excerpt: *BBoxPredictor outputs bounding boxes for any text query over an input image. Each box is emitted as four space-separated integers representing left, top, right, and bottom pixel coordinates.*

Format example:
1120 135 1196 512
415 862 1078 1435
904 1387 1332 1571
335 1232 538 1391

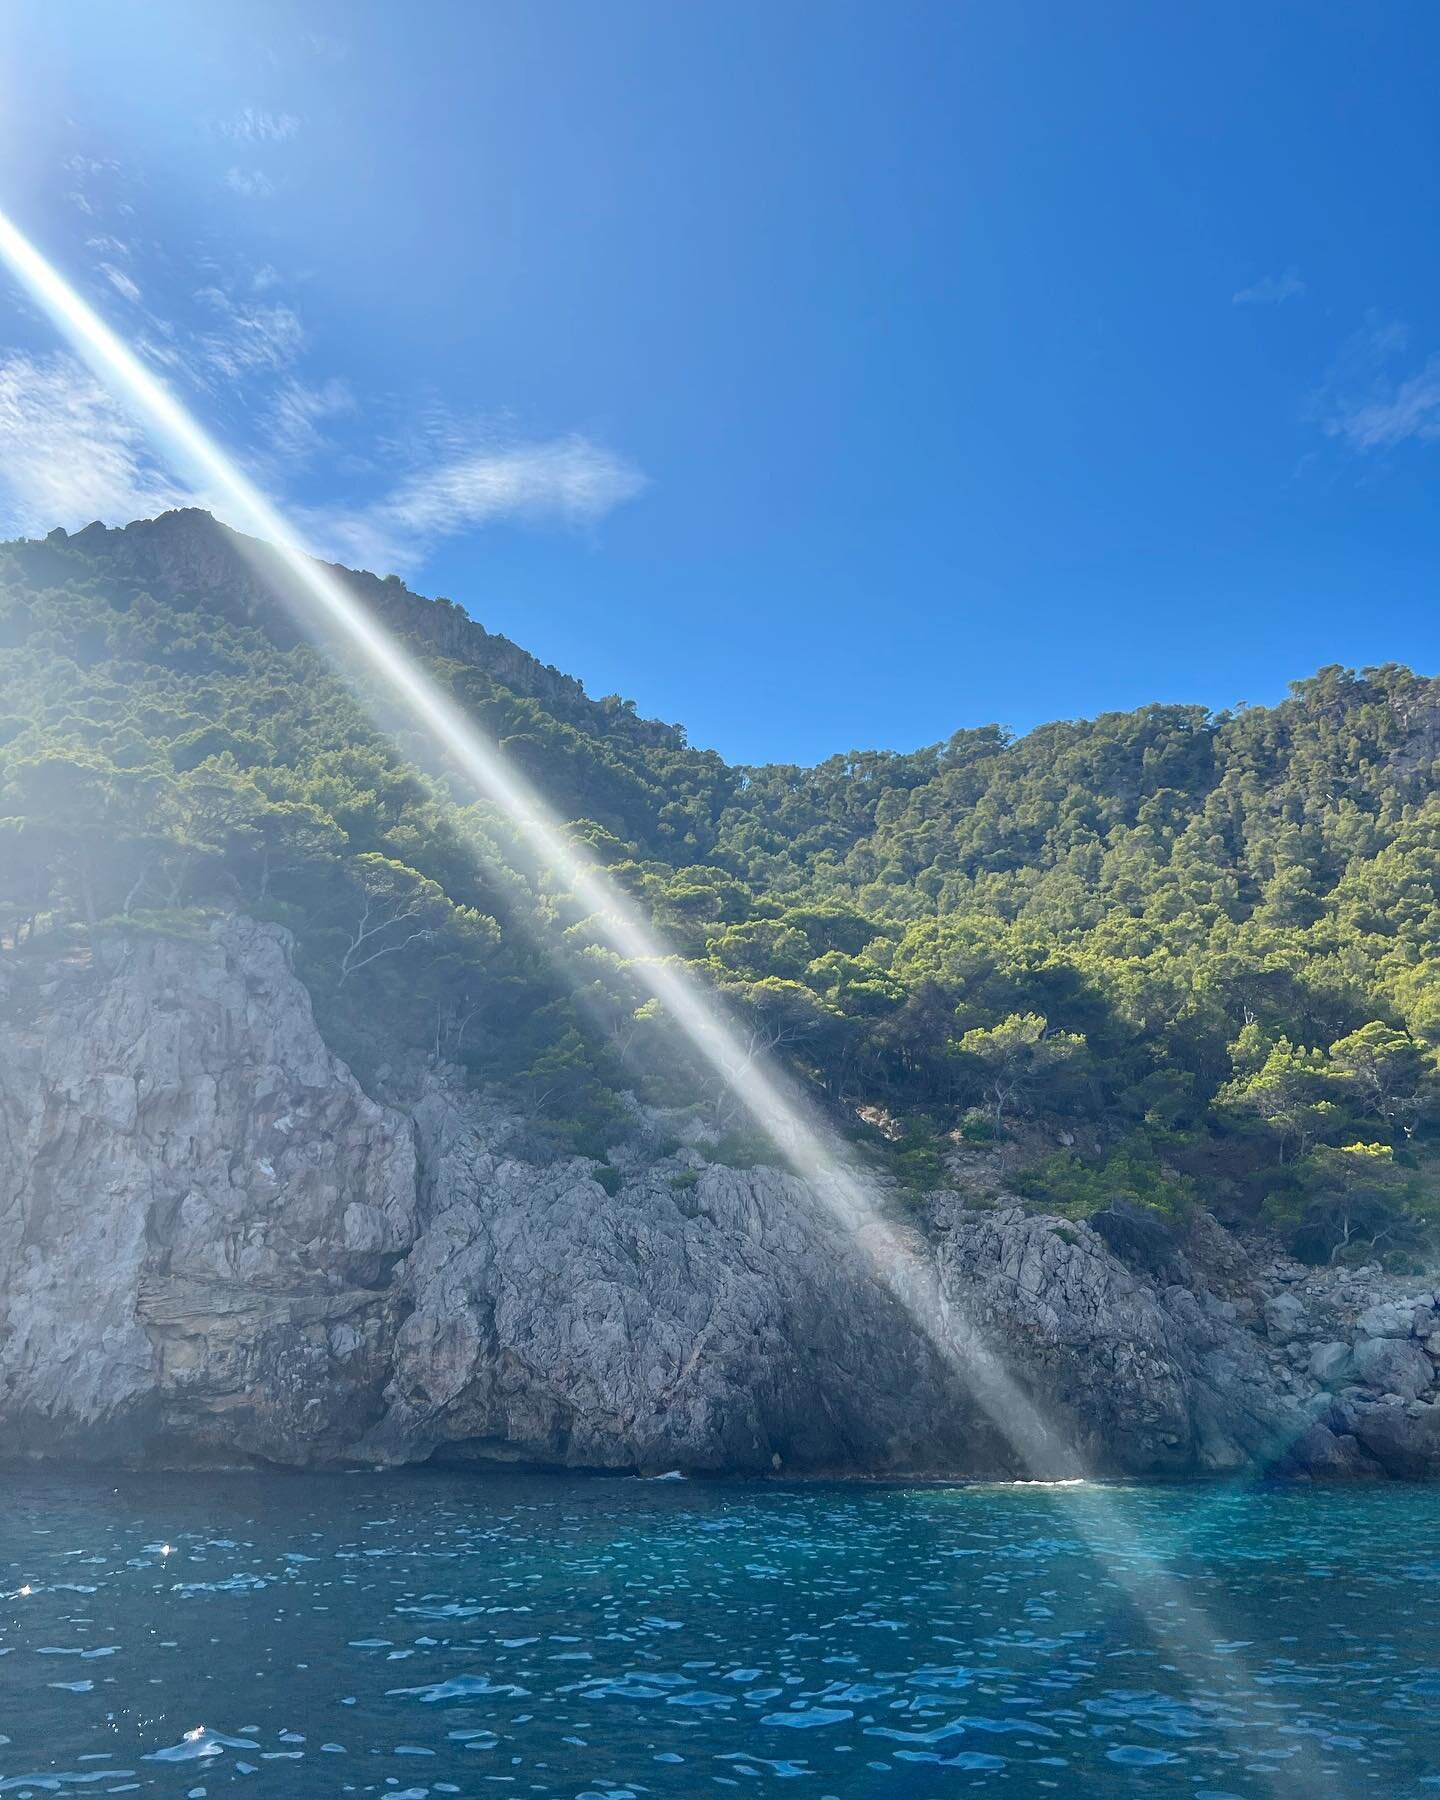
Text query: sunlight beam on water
0 207 1344 1800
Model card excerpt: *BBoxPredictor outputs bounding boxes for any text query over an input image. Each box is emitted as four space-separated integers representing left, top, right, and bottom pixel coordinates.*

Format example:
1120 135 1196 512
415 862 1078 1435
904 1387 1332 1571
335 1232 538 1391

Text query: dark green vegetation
2 512 1437 1263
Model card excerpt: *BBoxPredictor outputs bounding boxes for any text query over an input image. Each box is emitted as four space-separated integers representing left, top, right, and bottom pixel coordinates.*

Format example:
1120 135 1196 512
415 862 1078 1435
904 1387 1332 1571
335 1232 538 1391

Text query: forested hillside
2 510 1437 1264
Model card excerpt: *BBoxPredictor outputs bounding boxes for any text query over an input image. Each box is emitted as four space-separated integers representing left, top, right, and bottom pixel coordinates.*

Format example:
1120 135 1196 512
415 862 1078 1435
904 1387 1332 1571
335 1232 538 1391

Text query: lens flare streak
0 200 1059 1475
0 205 1347 1800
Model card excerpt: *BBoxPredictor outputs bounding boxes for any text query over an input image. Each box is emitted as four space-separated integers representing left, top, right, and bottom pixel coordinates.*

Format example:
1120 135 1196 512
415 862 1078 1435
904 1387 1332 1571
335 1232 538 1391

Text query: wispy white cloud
381 436 644 536
1338 359 1440 449
309 430 646 572
194 288 304 379
101 263 141 304
0 347 643 561
70 242 334 474
3 214 642 564
220 108 301 144
133 327 186 375
63 152 123 221
0 352 188 534
1309 316 1440 453
1233 268 1306 305
224 167 275 199
264 375 354 463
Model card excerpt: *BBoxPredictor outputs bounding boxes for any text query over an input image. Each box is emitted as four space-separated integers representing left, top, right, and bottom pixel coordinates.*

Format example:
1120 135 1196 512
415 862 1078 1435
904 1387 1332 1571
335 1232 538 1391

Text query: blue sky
0 1 1437 764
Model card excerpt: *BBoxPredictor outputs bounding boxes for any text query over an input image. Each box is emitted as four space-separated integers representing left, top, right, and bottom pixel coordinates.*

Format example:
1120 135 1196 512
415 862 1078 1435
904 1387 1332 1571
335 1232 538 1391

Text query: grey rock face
1287 1422 1382 1479
1 917 1436 1480
370 1087 1009 1476
0 918 416 1463
1087 1201 1179 1276
930 1204 1310 1475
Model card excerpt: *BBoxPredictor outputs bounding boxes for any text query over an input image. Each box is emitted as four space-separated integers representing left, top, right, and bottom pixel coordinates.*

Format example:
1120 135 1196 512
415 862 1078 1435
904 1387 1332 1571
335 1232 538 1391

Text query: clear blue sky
1 1 1436 763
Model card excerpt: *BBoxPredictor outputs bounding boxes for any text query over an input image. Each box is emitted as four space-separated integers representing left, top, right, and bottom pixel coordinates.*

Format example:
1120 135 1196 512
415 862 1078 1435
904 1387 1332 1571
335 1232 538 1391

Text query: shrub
1265 1141 1438 1266
1015 1133 1194 1222
703 1129 774 1170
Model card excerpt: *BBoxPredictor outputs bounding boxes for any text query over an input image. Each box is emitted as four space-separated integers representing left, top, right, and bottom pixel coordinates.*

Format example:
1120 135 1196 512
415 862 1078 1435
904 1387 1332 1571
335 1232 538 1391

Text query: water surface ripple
1 1471 1438 1796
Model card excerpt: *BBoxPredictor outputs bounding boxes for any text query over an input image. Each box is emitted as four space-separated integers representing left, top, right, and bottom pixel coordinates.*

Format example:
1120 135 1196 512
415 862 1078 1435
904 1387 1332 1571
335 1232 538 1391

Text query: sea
2 1468 1438 1797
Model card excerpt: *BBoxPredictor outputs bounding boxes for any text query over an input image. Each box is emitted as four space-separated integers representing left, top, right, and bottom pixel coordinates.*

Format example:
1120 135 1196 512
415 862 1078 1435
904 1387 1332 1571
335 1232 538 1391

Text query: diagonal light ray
0 200 1060 1474
0 204 1346 1800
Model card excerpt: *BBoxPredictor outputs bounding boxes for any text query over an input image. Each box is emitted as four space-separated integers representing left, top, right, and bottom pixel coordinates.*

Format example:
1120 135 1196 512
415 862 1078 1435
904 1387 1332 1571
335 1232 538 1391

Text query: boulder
1287 1423 1380 1479
1349 1403 1440 1480
1356 1298 1423 1339
1352 1335 1434 1401
1308 1341 1354 1386
1263 1291 1308 1344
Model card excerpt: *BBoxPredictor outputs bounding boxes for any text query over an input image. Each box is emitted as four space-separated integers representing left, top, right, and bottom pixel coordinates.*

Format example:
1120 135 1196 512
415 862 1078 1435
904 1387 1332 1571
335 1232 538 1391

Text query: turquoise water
1 1472 1438 1798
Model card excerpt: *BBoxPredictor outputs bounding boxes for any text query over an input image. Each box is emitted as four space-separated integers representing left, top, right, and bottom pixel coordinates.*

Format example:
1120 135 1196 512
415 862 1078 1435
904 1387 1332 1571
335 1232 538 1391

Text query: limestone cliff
0 918 414 1464
1 916 1437 1478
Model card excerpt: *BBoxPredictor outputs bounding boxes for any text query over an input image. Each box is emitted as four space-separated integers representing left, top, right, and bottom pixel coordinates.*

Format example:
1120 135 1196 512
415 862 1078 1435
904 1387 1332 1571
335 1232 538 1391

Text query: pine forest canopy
2 510 1438 1266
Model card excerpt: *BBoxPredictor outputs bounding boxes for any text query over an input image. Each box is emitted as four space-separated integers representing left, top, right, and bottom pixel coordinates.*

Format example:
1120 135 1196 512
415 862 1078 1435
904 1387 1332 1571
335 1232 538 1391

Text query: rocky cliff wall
1 916 1437 1479
0 918 415 1464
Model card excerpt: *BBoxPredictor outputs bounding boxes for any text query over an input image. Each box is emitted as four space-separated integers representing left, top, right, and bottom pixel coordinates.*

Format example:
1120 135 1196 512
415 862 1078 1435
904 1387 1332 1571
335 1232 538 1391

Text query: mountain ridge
1 509 1437 1278
23 508 694 754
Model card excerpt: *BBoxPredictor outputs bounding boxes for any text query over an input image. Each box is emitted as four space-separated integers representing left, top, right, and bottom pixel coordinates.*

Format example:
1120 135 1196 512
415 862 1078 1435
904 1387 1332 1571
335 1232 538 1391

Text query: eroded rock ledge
1 917 1436 1478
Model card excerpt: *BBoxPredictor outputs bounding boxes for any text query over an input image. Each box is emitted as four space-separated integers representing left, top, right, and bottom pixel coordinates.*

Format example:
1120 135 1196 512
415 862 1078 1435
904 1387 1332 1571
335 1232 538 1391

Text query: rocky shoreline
1 916 1436 1480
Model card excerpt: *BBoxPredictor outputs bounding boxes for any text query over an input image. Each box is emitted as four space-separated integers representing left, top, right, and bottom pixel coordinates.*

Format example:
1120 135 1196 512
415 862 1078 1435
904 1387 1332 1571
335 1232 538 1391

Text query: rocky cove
0 914 1434 1482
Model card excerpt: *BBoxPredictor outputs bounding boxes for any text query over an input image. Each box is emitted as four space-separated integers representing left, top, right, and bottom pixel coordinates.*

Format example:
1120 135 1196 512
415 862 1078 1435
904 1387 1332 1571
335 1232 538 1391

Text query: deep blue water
1 1471 1438 1799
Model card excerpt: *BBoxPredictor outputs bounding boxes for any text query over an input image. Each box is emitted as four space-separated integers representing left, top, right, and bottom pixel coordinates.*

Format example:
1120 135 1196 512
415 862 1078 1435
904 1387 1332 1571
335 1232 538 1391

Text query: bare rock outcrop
367 1084 1009 1474
932 1204 1310 1475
